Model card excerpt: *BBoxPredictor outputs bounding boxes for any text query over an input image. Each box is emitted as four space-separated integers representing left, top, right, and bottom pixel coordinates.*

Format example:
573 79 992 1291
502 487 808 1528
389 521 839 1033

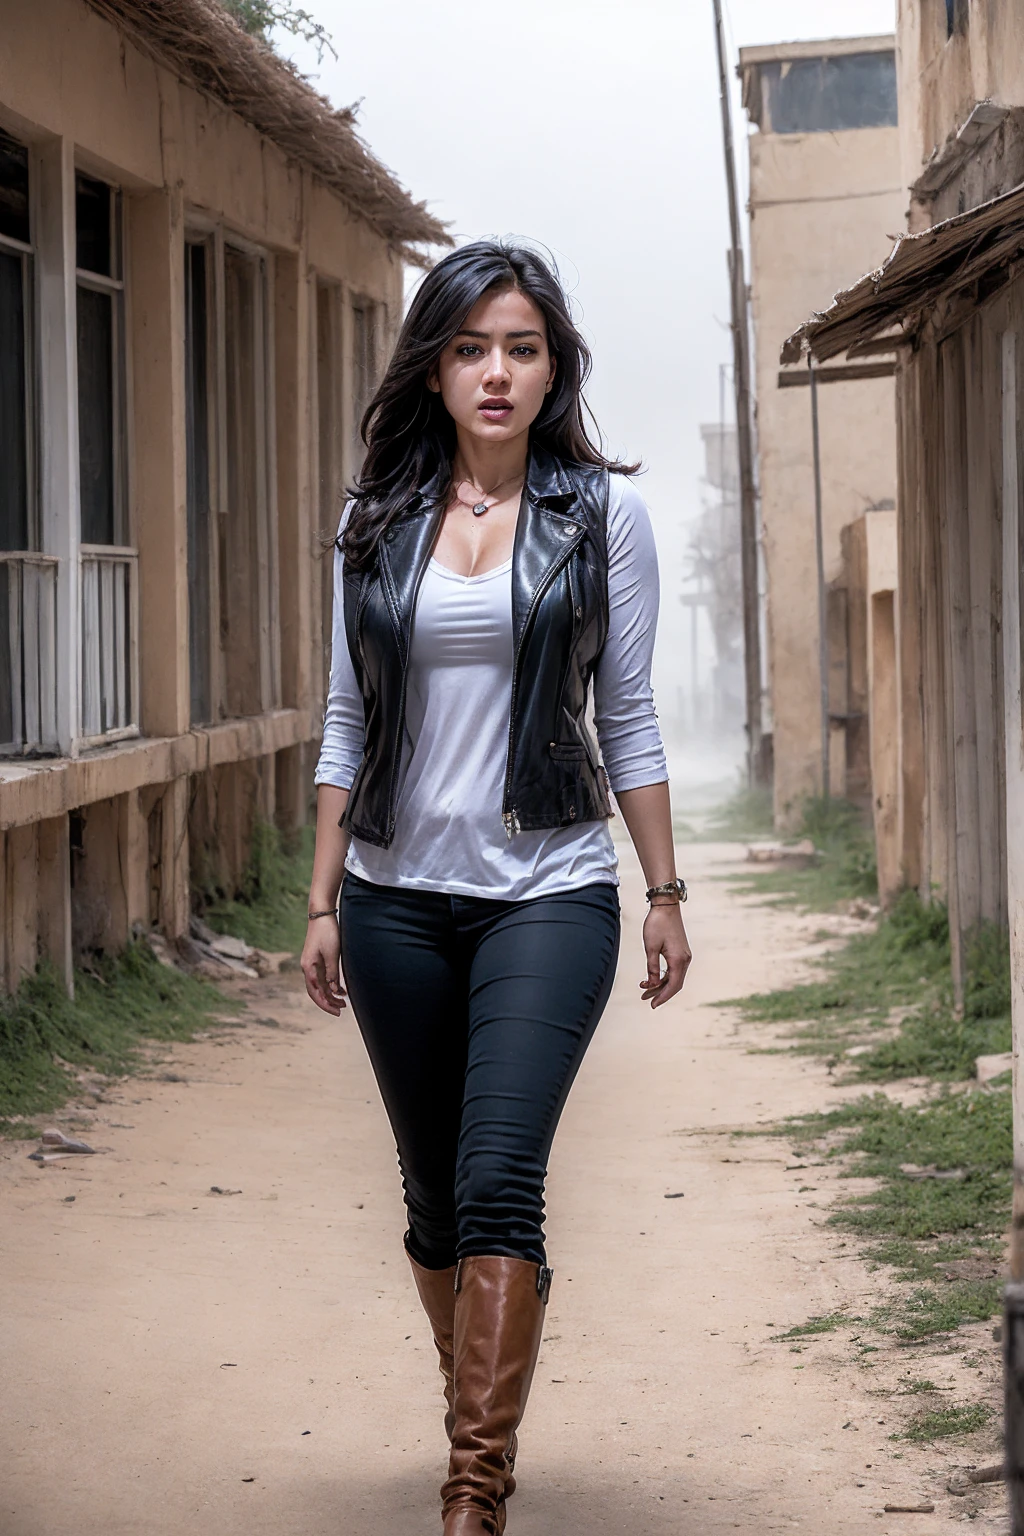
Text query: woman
302 240 690 1536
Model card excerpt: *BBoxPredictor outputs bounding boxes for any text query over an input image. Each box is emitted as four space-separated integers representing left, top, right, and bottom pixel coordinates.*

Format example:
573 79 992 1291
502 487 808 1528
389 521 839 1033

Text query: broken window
760 52 898 135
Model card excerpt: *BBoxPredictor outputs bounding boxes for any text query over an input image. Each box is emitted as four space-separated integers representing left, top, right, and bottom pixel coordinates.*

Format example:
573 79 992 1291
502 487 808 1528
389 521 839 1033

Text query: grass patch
0 947 233 1131
724 891 1011 1083
896 1403 994 1442
727 891 950 1057
202 822 314 955
724 796 878 912
773 1087 1010 1338
772 1312 848 1340
875 1281 1003 1341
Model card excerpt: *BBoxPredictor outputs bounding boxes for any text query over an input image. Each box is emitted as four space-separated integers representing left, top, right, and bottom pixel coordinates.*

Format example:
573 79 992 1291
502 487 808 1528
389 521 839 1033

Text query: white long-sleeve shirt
315 474 668 900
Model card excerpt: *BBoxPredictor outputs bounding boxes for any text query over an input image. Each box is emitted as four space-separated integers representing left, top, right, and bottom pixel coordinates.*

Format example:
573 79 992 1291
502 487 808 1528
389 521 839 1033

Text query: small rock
145 931 180 970
746 838 817 866
976 1052 1013 1085
207 932 255 962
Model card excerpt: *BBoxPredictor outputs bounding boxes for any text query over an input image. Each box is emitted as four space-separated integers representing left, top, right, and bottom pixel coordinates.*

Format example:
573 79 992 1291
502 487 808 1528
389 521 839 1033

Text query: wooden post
37 814 73 997
809 358 830 802
711 0 764 787
129 186 190 740
159 777 191 941
35 137 80 756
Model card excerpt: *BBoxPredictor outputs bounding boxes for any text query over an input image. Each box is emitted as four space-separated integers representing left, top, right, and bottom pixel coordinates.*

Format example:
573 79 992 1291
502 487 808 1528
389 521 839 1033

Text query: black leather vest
340 444 614 850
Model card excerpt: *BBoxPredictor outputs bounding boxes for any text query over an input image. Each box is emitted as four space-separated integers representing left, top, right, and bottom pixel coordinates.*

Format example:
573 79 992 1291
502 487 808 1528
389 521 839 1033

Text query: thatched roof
83 0 450 260
780 179 1024 364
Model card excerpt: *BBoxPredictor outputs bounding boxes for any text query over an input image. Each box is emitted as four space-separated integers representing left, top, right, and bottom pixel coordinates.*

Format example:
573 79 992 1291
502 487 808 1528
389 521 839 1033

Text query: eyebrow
455 328 544 340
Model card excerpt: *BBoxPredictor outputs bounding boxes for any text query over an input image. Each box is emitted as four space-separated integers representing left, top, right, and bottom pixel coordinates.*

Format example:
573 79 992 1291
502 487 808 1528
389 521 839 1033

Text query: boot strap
452 1259 554 1303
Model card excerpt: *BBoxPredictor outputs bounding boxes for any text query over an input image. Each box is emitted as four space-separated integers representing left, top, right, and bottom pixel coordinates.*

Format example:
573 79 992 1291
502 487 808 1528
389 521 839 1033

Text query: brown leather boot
441 1256 552 1536
407 1251 458 1441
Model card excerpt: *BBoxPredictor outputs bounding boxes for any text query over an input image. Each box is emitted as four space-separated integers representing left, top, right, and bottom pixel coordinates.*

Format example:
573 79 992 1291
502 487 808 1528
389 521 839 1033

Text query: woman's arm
301 785 350 1015
615 783 691 1008
304 518 364 1016
593 480 691 1008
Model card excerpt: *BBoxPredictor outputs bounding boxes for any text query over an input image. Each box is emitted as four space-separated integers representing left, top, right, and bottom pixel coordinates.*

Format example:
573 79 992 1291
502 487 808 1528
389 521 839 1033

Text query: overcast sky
282 0 897 738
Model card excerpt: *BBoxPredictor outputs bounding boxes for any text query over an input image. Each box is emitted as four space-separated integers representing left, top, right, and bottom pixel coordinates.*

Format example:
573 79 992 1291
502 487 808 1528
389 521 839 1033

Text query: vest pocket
549 742 587 762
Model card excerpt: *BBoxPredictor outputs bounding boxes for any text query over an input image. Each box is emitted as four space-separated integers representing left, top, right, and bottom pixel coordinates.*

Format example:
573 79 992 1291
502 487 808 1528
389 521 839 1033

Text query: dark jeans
340 873 620 1269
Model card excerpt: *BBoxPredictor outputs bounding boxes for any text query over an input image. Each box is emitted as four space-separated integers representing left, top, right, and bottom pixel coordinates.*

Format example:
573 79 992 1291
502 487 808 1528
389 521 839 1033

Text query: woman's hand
302 915 348 1016
640 901 691 1008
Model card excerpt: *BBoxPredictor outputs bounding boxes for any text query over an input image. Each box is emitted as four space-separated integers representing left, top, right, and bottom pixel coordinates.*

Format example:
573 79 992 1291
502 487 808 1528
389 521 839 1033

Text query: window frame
74 170 129 551
0 129 39 555
183 216 280 724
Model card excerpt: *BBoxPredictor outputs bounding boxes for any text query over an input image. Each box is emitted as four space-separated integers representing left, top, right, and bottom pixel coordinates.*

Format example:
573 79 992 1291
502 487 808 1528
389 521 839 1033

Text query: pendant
472 502 489 517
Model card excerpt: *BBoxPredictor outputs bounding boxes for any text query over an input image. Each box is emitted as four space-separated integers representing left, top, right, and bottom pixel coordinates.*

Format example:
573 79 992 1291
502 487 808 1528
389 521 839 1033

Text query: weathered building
740 36 904 826
0 0 444 994
782 1 1024 1050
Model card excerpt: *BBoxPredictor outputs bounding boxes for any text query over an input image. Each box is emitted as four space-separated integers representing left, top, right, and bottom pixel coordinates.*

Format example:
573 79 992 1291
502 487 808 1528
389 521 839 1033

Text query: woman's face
428 285 556 447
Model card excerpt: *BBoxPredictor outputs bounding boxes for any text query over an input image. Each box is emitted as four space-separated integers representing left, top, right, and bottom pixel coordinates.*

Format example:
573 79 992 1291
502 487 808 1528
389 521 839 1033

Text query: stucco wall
748 123 904 824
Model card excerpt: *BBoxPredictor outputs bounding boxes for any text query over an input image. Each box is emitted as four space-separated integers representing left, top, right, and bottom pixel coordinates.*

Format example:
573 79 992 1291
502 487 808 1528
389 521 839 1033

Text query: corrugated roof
780 179 1024 364
82 0 450 260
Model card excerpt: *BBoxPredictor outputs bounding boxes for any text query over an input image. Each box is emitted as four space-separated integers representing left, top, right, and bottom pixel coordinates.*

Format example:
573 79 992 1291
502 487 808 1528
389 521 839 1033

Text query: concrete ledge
0 707 319 831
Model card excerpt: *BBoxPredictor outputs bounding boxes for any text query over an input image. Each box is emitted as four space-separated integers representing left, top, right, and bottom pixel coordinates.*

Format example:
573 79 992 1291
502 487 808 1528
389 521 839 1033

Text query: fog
281 0 896 786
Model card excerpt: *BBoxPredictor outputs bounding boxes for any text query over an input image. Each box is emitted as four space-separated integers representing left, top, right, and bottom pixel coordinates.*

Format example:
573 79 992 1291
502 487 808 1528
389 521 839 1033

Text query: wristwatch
645 878 688 904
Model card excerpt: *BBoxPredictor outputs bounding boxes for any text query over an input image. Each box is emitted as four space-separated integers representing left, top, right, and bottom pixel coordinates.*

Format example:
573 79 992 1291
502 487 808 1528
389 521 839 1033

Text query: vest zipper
501 521 585 837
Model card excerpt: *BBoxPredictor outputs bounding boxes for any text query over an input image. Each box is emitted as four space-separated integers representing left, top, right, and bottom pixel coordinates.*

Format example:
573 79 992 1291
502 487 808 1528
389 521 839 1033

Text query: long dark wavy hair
341 240 640 567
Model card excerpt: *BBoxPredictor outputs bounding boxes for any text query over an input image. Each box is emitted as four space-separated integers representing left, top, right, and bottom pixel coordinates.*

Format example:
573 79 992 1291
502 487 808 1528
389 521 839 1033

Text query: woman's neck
452 430 530 493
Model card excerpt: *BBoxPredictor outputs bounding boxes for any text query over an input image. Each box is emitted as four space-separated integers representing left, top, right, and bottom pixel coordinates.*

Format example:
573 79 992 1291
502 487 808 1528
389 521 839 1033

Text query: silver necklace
452 471 523 517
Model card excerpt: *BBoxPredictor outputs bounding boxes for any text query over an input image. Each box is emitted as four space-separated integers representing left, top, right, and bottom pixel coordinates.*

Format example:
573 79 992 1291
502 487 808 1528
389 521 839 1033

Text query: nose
482 346 511 389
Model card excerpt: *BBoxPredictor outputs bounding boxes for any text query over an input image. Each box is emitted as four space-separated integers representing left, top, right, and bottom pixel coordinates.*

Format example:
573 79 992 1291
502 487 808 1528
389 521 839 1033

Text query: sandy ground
0 840 1008 1535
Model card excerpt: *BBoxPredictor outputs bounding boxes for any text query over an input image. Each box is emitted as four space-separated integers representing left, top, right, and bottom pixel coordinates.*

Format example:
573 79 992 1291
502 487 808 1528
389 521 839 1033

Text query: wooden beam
778 360 898 388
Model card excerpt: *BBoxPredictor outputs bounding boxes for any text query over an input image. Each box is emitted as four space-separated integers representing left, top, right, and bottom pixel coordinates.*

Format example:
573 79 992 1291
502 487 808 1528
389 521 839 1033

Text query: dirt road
0 841 1007 1534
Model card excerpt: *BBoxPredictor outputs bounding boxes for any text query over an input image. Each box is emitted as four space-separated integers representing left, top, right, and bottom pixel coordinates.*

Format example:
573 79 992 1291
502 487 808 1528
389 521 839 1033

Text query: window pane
77 285 115 545
0 130 30 245
185 242 212 724
0 249 28 551
764 53 898 135
76 174 111 277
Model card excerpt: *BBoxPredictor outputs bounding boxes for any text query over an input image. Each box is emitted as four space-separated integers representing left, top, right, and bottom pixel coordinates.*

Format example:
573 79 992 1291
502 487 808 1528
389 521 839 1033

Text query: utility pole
712 0 764 787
